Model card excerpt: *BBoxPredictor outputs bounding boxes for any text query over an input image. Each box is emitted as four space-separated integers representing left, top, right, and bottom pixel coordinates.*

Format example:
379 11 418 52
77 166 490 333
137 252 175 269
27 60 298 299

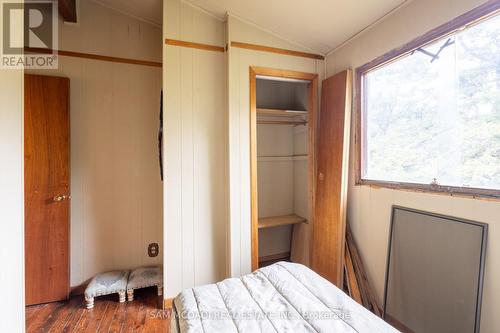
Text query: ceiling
184 0 408 54
93 0 163 26
93 0 409 54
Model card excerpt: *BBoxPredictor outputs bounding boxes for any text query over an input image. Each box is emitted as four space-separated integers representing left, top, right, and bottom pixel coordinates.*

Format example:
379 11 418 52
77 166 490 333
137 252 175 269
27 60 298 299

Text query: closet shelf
257 108 308 116
258 214 307 229
258 154 308 158
257 120 307 126
257 154 308 162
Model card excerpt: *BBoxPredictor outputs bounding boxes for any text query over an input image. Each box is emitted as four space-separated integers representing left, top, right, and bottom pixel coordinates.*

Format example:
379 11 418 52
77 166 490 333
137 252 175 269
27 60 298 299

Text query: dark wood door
25 74 70 305
311 70 352 287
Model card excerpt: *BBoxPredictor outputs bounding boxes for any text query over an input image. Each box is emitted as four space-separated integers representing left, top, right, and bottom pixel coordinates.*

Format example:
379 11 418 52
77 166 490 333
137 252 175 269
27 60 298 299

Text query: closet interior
256 77 312 268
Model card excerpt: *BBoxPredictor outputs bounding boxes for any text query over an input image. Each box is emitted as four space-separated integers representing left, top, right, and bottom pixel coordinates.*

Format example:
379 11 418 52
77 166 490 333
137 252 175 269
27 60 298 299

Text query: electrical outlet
148 243 159 257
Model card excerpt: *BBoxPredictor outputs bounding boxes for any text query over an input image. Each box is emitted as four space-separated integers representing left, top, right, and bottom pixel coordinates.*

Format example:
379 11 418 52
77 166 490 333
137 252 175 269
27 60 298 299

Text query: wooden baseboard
164 298 174 310
258 252 291 263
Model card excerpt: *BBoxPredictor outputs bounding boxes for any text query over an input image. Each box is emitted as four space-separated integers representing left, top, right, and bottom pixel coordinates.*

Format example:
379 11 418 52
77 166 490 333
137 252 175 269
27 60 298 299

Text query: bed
170 262 399 332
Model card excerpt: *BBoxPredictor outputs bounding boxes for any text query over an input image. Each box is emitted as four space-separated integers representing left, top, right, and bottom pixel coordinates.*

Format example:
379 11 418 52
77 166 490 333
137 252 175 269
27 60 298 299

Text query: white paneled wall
227 15 325 277
27 0 163 287
163 0 227 297
162 0 325 296
326 0 500 332
0 61 24 333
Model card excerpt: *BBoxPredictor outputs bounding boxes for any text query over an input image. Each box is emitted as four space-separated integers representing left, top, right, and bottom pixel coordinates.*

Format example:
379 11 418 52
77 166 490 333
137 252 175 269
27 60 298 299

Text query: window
356 5 500 197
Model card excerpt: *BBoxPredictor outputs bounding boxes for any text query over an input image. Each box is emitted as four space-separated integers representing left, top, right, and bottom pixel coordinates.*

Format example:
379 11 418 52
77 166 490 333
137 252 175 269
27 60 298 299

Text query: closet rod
257 108 308 116
257 120 307 126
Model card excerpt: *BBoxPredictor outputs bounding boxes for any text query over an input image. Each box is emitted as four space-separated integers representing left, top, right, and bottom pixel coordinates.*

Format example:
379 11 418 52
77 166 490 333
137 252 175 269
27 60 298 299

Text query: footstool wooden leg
85 297 94 309
127 289 134 302
118 291 126 303
157 286 163 296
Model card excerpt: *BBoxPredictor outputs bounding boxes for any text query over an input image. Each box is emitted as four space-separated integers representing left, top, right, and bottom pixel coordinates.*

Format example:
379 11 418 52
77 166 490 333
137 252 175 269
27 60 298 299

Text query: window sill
355 179 500 201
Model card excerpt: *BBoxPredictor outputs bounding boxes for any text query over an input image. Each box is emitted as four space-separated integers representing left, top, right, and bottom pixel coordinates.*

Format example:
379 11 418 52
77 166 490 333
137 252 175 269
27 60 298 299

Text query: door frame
249 66 318 271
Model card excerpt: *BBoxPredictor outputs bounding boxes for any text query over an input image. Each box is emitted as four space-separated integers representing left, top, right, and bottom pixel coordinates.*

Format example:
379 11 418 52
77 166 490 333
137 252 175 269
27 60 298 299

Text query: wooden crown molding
24 47 162 68
231 41 324 60
165 39 225 52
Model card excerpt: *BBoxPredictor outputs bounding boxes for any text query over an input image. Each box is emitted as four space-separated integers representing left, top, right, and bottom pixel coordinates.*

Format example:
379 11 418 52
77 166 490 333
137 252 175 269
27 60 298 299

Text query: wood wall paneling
26 0 164 288
163 0 227 297
0 64 24 333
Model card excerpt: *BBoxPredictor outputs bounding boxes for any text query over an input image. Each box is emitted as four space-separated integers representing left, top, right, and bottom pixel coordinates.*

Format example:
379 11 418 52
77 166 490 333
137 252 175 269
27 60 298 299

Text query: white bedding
171 262 399 333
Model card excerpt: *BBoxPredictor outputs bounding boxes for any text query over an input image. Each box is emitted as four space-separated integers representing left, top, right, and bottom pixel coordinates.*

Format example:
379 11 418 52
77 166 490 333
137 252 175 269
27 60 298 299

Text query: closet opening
250 67 318 270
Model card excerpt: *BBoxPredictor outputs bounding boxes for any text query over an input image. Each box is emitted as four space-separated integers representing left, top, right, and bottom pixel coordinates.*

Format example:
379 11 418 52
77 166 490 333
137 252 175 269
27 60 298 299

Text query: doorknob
53 194 71 202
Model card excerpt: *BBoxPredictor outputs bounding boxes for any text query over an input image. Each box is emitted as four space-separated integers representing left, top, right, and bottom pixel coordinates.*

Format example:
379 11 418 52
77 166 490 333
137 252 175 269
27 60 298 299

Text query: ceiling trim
326 0 412 56
90 0 162 28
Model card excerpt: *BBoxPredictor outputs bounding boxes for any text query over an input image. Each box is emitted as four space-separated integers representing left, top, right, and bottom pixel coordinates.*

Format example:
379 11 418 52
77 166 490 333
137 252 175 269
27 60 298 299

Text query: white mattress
171 262 399 333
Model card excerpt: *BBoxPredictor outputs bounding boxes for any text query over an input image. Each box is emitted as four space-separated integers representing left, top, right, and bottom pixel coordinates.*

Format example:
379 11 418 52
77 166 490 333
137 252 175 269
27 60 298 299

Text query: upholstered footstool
84 270 130 309
126 265 163 301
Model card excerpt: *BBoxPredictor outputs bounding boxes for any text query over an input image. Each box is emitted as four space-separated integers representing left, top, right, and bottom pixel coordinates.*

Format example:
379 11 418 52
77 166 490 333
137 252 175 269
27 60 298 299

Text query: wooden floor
26 288 171 333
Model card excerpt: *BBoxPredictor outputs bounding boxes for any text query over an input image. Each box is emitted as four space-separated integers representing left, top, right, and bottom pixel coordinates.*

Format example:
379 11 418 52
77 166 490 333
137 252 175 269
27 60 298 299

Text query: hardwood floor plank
139 295 156 333
108 302 128 333
96 299 119 332
26 289 168 333
61 304 85 333
120 296 141 333
38 302 67 332
25 303 46 329
27 303 55 332
141 292 168 333
48 297 81 333
130 296 148 333
73 299 108 332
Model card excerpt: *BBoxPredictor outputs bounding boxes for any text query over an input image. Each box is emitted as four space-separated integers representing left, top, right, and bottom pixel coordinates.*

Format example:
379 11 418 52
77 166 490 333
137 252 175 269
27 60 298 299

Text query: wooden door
25 74 70 305
311 70 352 287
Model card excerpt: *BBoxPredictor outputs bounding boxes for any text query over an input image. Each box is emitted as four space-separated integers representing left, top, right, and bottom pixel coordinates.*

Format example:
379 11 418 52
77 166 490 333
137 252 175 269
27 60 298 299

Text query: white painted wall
227 15 325 277
27 0 163 287
326 0 499 331
162 0 325 295
0 2 24 331
0 70 25 333
163 0 227 298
